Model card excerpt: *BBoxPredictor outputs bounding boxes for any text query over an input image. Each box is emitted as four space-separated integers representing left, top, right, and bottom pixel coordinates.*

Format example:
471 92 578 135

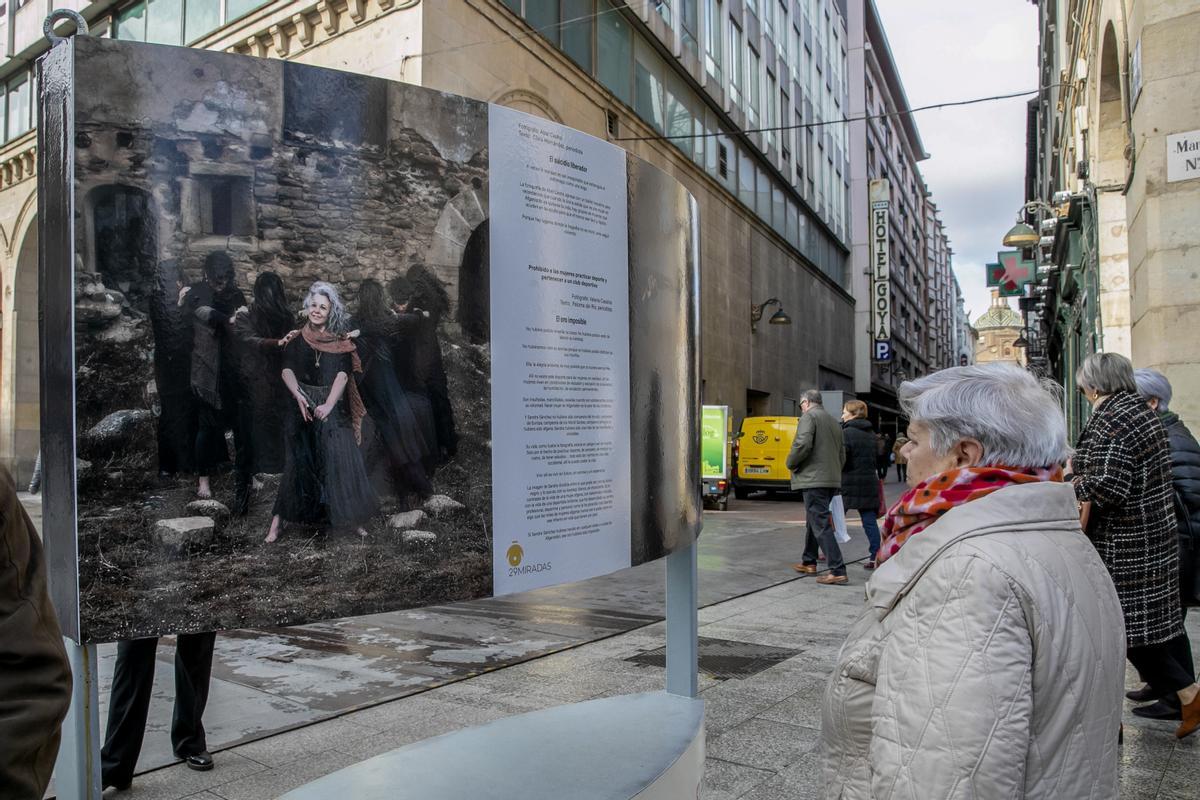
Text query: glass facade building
501 0 851 286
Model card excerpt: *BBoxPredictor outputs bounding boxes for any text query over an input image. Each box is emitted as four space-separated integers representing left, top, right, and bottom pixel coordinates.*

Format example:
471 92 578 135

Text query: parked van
733 416 799 499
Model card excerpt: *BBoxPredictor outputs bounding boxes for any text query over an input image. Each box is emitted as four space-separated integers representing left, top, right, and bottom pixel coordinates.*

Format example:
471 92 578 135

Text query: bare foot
265 516 281 543
357 527 369 537
197 477 213 500
251 476 264 491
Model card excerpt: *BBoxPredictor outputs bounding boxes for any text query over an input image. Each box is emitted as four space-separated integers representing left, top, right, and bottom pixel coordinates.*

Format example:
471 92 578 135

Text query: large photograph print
69 39 492 642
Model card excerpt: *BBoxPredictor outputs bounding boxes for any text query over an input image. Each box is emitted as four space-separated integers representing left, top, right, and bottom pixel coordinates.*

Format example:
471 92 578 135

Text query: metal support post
664 539 699 698
55 639 102 800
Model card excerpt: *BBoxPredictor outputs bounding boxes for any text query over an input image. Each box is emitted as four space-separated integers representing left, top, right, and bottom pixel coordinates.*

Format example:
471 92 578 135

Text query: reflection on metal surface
625 636 801 681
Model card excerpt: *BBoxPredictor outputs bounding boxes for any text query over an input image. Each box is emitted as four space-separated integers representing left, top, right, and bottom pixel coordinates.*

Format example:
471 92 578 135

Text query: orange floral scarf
876 465 1064 564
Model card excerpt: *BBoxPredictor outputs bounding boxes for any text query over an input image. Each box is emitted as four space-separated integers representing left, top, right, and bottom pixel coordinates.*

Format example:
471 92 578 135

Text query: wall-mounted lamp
750 298 792 332
1002 200 1059 248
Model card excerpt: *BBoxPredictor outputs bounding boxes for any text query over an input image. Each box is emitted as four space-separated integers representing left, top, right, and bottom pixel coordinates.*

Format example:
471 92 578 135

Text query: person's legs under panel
100 638 160 787
171 631 217 758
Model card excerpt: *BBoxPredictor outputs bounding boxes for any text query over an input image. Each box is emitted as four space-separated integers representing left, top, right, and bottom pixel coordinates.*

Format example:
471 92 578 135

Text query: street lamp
750 298 792 331
1002 200 1058 248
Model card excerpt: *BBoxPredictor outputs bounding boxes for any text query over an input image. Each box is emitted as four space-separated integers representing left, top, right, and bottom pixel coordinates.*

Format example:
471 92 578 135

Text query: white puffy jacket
821 481 1125 799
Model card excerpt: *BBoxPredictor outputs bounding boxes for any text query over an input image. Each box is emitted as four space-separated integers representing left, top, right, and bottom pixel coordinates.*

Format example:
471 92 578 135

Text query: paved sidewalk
96 560 1200 800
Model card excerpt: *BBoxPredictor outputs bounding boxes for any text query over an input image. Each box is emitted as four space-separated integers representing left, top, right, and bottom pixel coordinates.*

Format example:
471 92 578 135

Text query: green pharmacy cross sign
986 250 1036 297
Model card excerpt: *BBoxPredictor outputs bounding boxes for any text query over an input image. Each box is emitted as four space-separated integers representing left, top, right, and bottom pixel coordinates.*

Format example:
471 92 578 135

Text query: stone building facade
0 0 872 479
1027 0 1199 433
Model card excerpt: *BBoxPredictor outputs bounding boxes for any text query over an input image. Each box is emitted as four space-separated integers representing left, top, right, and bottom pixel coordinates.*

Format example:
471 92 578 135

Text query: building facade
0 0 866 480
954 283 977 367
1026 0 1199 435
846 0 957 435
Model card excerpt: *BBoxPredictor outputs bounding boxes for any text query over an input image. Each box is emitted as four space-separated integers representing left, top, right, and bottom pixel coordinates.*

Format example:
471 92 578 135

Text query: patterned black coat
1073 391 1181 647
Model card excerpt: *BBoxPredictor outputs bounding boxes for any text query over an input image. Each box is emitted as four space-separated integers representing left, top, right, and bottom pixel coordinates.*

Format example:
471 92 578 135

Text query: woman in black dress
354 280 435 504
266 281 378 543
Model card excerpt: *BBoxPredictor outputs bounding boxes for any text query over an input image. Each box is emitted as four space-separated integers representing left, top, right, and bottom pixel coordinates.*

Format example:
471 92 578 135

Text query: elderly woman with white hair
266 281 378 543
822 364 1126 799
1070 353 1200 739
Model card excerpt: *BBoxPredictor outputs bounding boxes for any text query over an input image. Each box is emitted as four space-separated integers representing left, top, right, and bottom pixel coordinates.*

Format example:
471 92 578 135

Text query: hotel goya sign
870 179 891 358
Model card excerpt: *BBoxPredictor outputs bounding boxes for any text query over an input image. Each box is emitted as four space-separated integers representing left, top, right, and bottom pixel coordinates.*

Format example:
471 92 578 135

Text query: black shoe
1132 697 1183 721
183 751 214 771
1126 684 1160 703
101 777 131 792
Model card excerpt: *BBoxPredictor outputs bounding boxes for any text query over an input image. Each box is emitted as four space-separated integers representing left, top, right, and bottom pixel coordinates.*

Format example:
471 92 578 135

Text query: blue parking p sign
874 340 893 362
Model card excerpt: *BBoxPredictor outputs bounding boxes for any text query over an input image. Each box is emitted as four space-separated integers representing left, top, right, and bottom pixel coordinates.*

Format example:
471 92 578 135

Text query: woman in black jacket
840 400 882 568
1129 368 1200 721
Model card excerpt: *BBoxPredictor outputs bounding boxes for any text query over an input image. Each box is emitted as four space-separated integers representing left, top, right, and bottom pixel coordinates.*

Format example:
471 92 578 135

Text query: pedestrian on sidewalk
874 433 890 481
0 466 72 800
891 435 908 483
787 389 846 585
840 400 881 569
100 632 217 791
822 364 1126 798
1067 353 1200 740
1124 368 1200 722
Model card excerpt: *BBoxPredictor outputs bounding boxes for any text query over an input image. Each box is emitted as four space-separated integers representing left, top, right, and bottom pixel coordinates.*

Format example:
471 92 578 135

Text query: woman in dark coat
233 273 294 471
353 279 435 505
1071 353 1200 738
265 281 378 543
1128 368 1200 720
840 400 881 568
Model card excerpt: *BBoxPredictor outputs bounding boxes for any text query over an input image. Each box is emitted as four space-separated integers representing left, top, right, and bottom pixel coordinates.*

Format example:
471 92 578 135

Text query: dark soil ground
75 327 493 644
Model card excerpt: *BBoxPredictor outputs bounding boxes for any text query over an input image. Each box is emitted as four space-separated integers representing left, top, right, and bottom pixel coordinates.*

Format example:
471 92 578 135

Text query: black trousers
1130 608 1195 697
801 487 845 575
100 633 216 786
1128 633 1196 699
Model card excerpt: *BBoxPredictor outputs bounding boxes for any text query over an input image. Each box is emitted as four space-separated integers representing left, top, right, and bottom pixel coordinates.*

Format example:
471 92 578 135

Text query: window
4 73 31 142
634 37 666 132
561 0 594 72
114 0 269 45
680 0 698 54
747 48 760 127
704 0 722 81
198 176 253 237
765 70 776 148
790 25 801 82
598 1 633 105
728 22 743 106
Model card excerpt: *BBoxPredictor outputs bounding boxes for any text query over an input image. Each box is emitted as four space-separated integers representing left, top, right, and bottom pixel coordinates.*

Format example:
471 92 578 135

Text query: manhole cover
625 637 800 680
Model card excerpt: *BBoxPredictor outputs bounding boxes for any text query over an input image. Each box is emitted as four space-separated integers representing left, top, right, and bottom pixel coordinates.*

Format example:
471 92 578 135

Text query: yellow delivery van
733 415 799 499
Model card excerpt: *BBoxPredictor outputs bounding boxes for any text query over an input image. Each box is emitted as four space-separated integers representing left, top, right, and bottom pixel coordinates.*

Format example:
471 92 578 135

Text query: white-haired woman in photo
266 281 378 542
822 364 1125 799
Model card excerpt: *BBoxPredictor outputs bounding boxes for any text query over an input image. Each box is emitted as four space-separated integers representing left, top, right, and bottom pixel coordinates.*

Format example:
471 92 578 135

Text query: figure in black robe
232 273 295 476
353 279 435 506
180 253 247 499
149 259 197 475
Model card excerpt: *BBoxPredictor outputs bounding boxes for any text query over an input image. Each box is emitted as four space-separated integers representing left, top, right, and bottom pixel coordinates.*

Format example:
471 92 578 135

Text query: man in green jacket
0 466 72 798
786 390 847 585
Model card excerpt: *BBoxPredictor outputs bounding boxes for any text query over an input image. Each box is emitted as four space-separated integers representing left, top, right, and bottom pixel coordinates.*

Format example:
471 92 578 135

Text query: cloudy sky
873 0 1039 320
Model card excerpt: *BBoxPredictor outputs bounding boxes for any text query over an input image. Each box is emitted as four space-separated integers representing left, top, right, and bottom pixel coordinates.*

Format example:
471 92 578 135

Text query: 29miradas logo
506 540 552 578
